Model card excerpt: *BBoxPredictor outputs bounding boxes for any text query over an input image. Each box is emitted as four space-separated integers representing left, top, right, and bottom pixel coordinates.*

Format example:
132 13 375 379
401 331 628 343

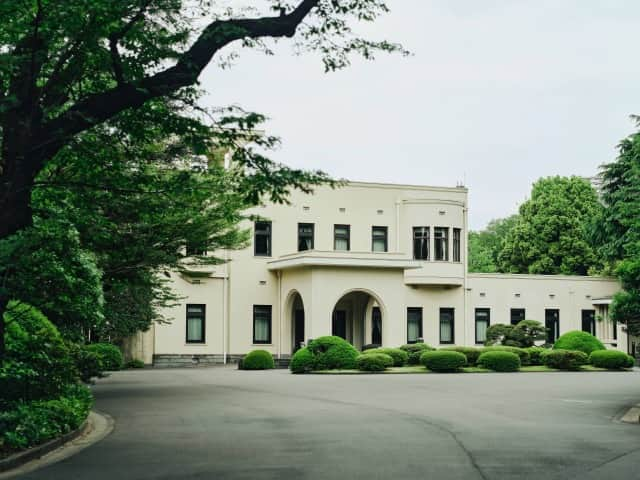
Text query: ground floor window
510 308 525 325
253 305 272 344
581 309 596 336
545 309 559 344
475 308 490 344
372 307 382 345
407 308 423 344
186 304 205 343
440 308 455 344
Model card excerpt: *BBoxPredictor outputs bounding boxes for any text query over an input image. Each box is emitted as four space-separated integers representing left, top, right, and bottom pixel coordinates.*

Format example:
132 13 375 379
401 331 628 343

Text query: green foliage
541 349 588 370
468 215 519 273
308 336 359 370
485 321 545 348
477 351 521 372
362 348 408 367
399 343 435 365
241 350 275 370
356 353 393 372
589 350 635 369
85 343 124 371
481 346 530 365
498 176 602 275
67 343 103 383
125 359 146 369
553 330 605 355
289 347 315 374
420 351 467 372
524 347 547 366
440 347 482 366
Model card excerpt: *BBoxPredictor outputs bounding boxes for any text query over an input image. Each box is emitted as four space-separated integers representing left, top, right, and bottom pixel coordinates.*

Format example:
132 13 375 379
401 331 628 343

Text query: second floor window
434 227 449 261
413 227 430 260
298 223 314 251
453 228 461 262
372 226 388 252
334 224 350 251
254 221 272 256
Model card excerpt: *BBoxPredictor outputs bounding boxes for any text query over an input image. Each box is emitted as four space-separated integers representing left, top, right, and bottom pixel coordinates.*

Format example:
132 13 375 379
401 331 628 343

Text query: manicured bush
589 350 635 370
68 343 103 382
477 351 521 372
85 343 124 371
356 353 393 372
363 348 408 367
441 347 483 366
241 350 275 370
481 346 530 365
308 336 359 370
400 343 435 365
524 347 547 366
289 347 315 374
541 349 588 370
420 351 467 372
125 359 146 369
553 330 605 355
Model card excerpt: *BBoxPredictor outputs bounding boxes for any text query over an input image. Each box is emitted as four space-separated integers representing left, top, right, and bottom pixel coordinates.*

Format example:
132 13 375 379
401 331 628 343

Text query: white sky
200 0 640 230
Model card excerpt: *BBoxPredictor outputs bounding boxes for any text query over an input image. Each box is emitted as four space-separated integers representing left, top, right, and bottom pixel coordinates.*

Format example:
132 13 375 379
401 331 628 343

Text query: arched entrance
287 291 305 353
331 289 384 350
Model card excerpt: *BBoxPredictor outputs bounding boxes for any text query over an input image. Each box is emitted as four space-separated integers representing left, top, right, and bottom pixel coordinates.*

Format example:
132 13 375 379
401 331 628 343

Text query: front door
332 310 347 339
581 310 595 336
545 309 560 344
294 309 305 352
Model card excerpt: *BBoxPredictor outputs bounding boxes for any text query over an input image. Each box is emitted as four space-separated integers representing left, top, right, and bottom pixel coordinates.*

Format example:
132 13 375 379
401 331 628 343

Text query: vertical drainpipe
277 270 282 360
222 250 230 364
463 200 468 346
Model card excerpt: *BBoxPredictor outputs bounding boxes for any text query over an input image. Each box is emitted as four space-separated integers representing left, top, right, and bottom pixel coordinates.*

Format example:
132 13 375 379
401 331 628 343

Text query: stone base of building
152 354 291 368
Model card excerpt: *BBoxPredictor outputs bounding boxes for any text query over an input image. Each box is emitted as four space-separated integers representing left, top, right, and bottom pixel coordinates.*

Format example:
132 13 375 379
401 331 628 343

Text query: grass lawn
311 365 621 374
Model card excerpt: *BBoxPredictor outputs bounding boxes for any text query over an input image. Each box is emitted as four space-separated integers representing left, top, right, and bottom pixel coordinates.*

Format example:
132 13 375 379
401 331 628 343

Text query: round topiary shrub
541 349 588 370
308 336 359 370
553 330 605 355
441 347 483 366
290 347 315 374
481 346 530 365
524 347 547 366
589 350 635 370
363 348 408 366
477 351 521 372
356 353 394 372
241 350 275 370
420 350 467 372
85 343 124 371
400 343 435 365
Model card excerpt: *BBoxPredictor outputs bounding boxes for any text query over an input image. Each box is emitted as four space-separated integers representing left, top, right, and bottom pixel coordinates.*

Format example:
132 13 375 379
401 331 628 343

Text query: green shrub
589 350 635 369
541 349 588 370
68 343 103 382
241 350 275 370
482 346 530 365
524 347 547 366
363 348 408 366
441 347 482 366
85 343 124 371
289 347 315 374
308 336 359 370
356 353 393 372
477 351 521 372
125 359 145 369
420 351 467 372
553 330 605 355
400 343 435 365
485 321 546 348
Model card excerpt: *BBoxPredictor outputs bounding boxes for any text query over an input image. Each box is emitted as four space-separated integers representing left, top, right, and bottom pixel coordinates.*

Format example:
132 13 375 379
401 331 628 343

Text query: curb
620 404 640 424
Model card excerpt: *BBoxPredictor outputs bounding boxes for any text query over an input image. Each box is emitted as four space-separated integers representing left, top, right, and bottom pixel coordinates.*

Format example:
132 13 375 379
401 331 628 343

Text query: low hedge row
441 347 482 366
420 350 467 372
541 349 588 370
356 353 394 371
399 343 434 365
477 351 520 372
363 348 408 366
589 350 635 369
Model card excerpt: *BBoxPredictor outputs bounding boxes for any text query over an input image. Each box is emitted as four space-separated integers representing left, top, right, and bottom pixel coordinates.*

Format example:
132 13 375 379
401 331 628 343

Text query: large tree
0 1 403 357
468 215 519 273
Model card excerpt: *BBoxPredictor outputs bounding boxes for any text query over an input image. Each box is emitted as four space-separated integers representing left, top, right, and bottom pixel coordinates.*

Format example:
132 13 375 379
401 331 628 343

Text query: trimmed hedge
441 347 482 366
356 353 394 372
363 348 408 367
241 350 275 370
420 351 467 372
69 344 103 382
589 350 635 370
308 336 359 370
524 347 547 366
482 346 530 365
85 343 124 371
477 351 521 372
290 347 315 374
400 343 435 365
541 349 588 370
553 331 605 355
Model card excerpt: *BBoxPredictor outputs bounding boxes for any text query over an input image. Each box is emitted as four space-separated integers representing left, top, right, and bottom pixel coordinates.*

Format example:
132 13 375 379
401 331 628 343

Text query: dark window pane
581 310 595 335
332 310 347 339
545 309 559 343
298 223 314 251
186 304 205 343
372 307 382 345
510 308 525 325
434 227 449 261
407 307 423 343
475 308 490 344
440 308 454 344
453 228 461 262
334 224 350 251
253 305 272 344
254 221 272 256
413 227 429 260
372 226 388 252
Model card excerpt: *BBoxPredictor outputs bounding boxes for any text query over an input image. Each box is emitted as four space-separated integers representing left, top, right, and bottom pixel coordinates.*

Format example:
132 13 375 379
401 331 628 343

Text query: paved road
17 367 640 480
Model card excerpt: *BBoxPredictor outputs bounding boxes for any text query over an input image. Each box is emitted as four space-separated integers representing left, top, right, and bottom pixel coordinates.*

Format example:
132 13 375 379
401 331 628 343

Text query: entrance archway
331 289 385 350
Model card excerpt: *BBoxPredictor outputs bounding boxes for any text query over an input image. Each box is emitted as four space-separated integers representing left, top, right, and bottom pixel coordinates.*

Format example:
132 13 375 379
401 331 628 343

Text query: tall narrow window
254 221 272 256
253 305 272 344
372 307 382 345
372 226 388 252
581 310 596 336
440 308 455 344
453 228 461 262
407 307 423 344
186 304 205 343
510 308 525 326
334 224 350 251
545 309 559 343
413 227 430 260
475 308 490 344
298 223 314 251
434 227 449 261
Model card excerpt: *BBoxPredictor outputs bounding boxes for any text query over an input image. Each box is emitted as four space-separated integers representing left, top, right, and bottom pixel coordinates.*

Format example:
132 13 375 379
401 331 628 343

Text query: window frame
434 227 449 261
475 308 490 345
413 226 430 260
372 226 388 252
333 224 351 251
297 223 315 251
406 307 423 344
510 308 525 326
581 309 596 336
545 309 560 344
453 228 461 263
439 307 455 344
253 305 273 345
185 304 206 344
254 220 272 257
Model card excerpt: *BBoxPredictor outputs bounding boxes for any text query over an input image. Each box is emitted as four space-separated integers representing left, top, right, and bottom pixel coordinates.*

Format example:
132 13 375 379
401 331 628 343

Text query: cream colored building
135 181 634 366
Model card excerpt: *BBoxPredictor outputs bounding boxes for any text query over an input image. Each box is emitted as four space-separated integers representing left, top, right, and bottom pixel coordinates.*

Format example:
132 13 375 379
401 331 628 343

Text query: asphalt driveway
16 367 640 480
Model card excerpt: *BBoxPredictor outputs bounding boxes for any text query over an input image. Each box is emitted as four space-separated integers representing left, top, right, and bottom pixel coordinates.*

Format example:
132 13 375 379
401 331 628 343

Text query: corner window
254 221 272 256
453 228 461 262
545 309 559 343
186 304 205 343
434 227 449 261
334 224 350 251
407 307 423 344
581 310 595 336
253 305 272 344
510 308 525 326
372 226 388 252
298 223 314 251
475 308 490 344
413 227 430 260
440 308 455 344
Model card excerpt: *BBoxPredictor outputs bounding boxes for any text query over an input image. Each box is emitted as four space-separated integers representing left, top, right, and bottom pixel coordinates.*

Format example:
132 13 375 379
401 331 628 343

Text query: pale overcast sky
200 0 640 230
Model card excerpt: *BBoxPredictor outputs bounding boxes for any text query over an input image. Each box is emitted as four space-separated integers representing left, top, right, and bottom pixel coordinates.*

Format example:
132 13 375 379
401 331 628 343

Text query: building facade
133 181 634 367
